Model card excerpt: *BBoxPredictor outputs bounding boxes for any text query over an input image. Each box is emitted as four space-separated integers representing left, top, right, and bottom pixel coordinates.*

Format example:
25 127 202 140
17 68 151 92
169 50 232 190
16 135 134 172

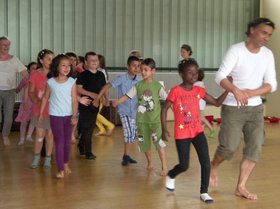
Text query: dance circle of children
9 48 229 204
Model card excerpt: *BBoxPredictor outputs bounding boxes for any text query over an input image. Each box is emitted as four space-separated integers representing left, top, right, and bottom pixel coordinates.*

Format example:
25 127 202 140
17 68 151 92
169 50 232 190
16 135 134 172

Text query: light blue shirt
47 77 76 116
111 72 141 119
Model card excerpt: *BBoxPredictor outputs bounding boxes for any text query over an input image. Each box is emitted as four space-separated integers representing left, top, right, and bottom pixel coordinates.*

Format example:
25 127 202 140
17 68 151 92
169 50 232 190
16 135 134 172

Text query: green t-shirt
126 80 167 123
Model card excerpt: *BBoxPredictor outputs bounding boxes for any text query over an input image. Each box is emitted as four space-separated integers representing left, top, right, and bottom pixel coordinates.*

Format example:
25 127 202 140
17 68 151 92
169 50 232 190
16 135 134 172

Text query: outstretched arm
92 83 112 107
112 95 129 108
204 90 229 107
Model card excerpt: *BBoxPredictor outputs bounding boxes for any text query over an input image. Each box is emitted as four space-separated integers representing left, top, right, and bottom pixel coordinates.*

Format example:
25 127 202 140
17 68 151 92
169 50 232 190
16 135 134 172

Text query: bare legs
210 152 257 200
144 148 167 176
235 158 257 200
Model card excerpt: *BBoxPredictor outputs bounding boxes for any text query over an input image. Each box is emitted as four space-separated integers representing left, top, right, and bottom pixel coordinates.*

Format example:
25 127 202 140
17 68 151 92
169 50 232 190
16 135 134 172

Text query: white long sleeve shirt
215 42 277 106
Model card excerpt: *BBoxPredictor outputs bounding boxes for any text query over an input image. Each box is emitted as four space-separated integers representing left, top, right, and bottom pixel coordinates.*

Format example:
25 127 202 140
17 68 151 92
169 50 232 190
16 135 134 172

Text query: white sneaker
200 193 214 203
165 175 175 191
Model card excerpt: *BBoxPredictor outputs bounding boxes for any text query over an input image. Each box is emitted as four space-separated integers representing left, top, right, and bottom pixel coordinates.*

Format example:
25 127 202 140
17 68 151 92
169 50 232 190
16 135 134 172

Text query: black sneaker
127 156 137 164
77 145 85 155
121 155 130 166
121 155 137 166
85 152 96 160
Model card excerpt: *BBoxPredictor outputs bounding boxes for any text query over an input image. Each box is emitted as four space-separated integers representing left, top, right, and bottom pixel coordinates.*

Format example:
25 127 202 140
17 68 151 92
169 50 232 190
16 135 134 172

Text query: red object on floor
214 118 222 124
264 117 279 123
205 115 214 123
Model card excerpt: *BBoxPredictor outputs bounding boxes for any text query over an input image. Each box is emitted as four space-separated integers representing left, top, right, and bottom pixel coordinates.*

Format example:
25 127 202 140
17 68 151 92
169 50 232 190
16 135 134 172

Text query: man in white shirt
210 17 277 200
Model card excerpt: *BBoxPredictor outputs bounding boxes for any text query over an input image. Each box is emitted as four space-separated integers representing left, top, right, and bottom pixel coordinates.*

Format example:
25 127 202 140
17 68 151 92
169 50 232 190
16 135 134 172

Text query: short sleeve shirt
29 70 49 116
126 80 167 123
167 85 205 139
0 56 26 90
48 77 76 116
111 73 141 119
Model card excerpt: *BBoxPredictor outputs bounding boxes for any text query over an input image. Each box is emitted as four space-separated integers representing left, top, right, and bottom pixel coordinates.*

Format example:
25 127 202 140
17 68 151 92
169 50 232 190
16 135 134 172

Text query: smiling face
181 64 199 85
0 39 10 55
140 64 155 81
127 60 140 76
40 53 54 69
58 58 71 76
85 55 99 70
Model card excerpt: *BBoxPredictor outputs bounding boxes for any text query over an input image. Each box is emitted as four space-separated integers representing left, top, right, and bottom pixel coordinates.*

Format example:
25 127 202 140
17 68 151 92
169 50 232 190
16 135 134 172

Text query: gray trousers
0 90 16 137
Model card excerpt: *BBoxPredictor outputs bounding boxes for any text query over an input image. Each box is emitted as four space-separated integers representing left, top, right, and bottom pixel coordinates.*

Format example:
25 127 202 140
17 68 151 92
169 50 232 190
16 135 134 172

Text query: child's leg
71 123 77 143
158 148 167 176
96 112 115 135
50 116 64 172
201 117 215 138
145 151 153 170
31 127 46 168
192 132 211 194
63 116 73 170
26 122 35 141
95 114 107 135
18 121 28 145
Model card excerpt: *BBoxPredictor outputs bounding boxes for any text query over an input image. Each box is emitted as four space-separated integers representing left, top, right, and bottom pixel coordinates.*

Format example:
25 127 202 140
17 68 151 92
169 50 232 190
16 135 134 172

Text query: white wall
260 0 280 117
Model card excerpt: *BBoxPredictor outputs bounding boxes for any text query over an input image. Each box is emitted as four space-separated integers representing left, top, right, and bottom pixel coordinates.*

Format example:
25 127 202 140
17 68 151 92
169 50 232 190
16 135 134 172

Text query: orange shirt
167 85 205 139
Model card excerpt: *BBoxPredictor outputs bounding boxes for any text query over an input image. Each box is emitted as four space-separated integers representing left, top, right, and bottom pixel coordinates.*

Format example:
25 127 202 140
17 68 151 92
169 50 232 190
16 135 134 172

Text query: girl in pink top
15 62 37 145
29 49 54 169
161 58 230 203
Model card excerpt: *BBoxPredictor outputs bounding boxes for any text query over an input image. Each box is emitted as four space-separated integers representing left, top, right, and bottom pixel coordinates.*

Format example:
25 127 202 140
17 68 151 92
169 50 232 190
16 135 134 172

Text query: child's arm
77 85 98 100
112 95 129 108
22 85 30 109
112 85 136 108
92 83 112 107
38 84 50 122
161 100 173 141
71 84 78 125
28 82 40 104
204 90 229 107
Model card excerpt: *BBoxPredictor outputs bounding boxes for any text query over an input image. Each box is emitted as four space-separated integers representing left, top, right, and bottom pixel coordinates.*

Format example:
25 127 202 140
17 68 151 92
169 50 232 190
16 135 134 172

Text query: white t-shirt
215 42 277 106
47 77 76 116
0 56 26 90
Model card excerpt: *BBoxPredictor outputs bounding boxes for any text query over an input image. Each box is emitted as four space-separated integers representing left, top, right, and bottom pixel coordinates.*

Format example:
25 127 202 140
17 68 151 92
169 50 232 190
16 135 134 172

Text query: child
161 58 230 203
95 54 115 136
15 62 37 145
194 69 215 139
39 54 78 178
28 49 54 169
112 58 168 176
94 56 141 166
180 44 192 60
76 51 106 160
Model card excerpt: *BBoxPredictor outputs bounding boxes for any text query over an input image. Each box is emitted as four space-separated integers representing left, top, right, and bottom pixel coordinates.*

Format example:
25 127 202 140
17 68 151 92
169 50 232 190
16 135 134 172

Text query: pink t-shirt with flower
167 85 205 140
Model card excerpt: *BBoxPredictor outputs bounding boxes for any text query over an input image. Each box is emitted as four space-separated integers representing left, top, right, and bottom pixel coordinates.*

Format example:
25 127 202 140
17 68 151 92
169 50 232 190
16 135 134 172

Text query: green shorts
137 122 167 152
217 105 264 162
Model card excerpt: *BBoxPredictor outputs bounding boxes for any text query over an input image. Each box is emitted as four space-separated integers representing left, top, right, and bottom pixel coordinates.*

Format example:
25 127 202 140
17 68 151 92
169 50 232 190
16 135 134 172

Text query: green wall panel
0 0 260 68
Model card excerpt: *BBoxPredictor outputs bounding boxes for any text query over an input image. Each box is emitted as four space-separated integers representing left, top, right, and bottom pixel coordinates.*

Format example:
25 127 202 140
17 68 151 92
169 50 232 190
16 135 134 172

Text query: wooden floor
0 122 280 209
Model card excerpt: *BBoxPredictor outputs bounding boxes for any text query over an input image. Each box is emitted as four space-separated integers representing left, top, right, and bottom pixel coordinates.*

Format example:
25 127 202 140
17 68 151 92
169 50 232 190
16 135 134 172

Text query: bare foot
235 187 258 200
64 164 72 174
210 165 218 187
106 126 115 136
146 164 154 171
56 171 65 179
95 132 106 136
3 137 11 146
160 170 167 176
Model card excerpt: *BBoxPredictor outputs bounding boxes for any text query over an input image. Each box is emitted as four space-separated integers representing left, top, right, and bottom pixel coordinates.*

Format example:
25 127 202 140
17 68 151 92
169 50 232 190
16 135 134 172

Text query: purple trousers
50 115 73 172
